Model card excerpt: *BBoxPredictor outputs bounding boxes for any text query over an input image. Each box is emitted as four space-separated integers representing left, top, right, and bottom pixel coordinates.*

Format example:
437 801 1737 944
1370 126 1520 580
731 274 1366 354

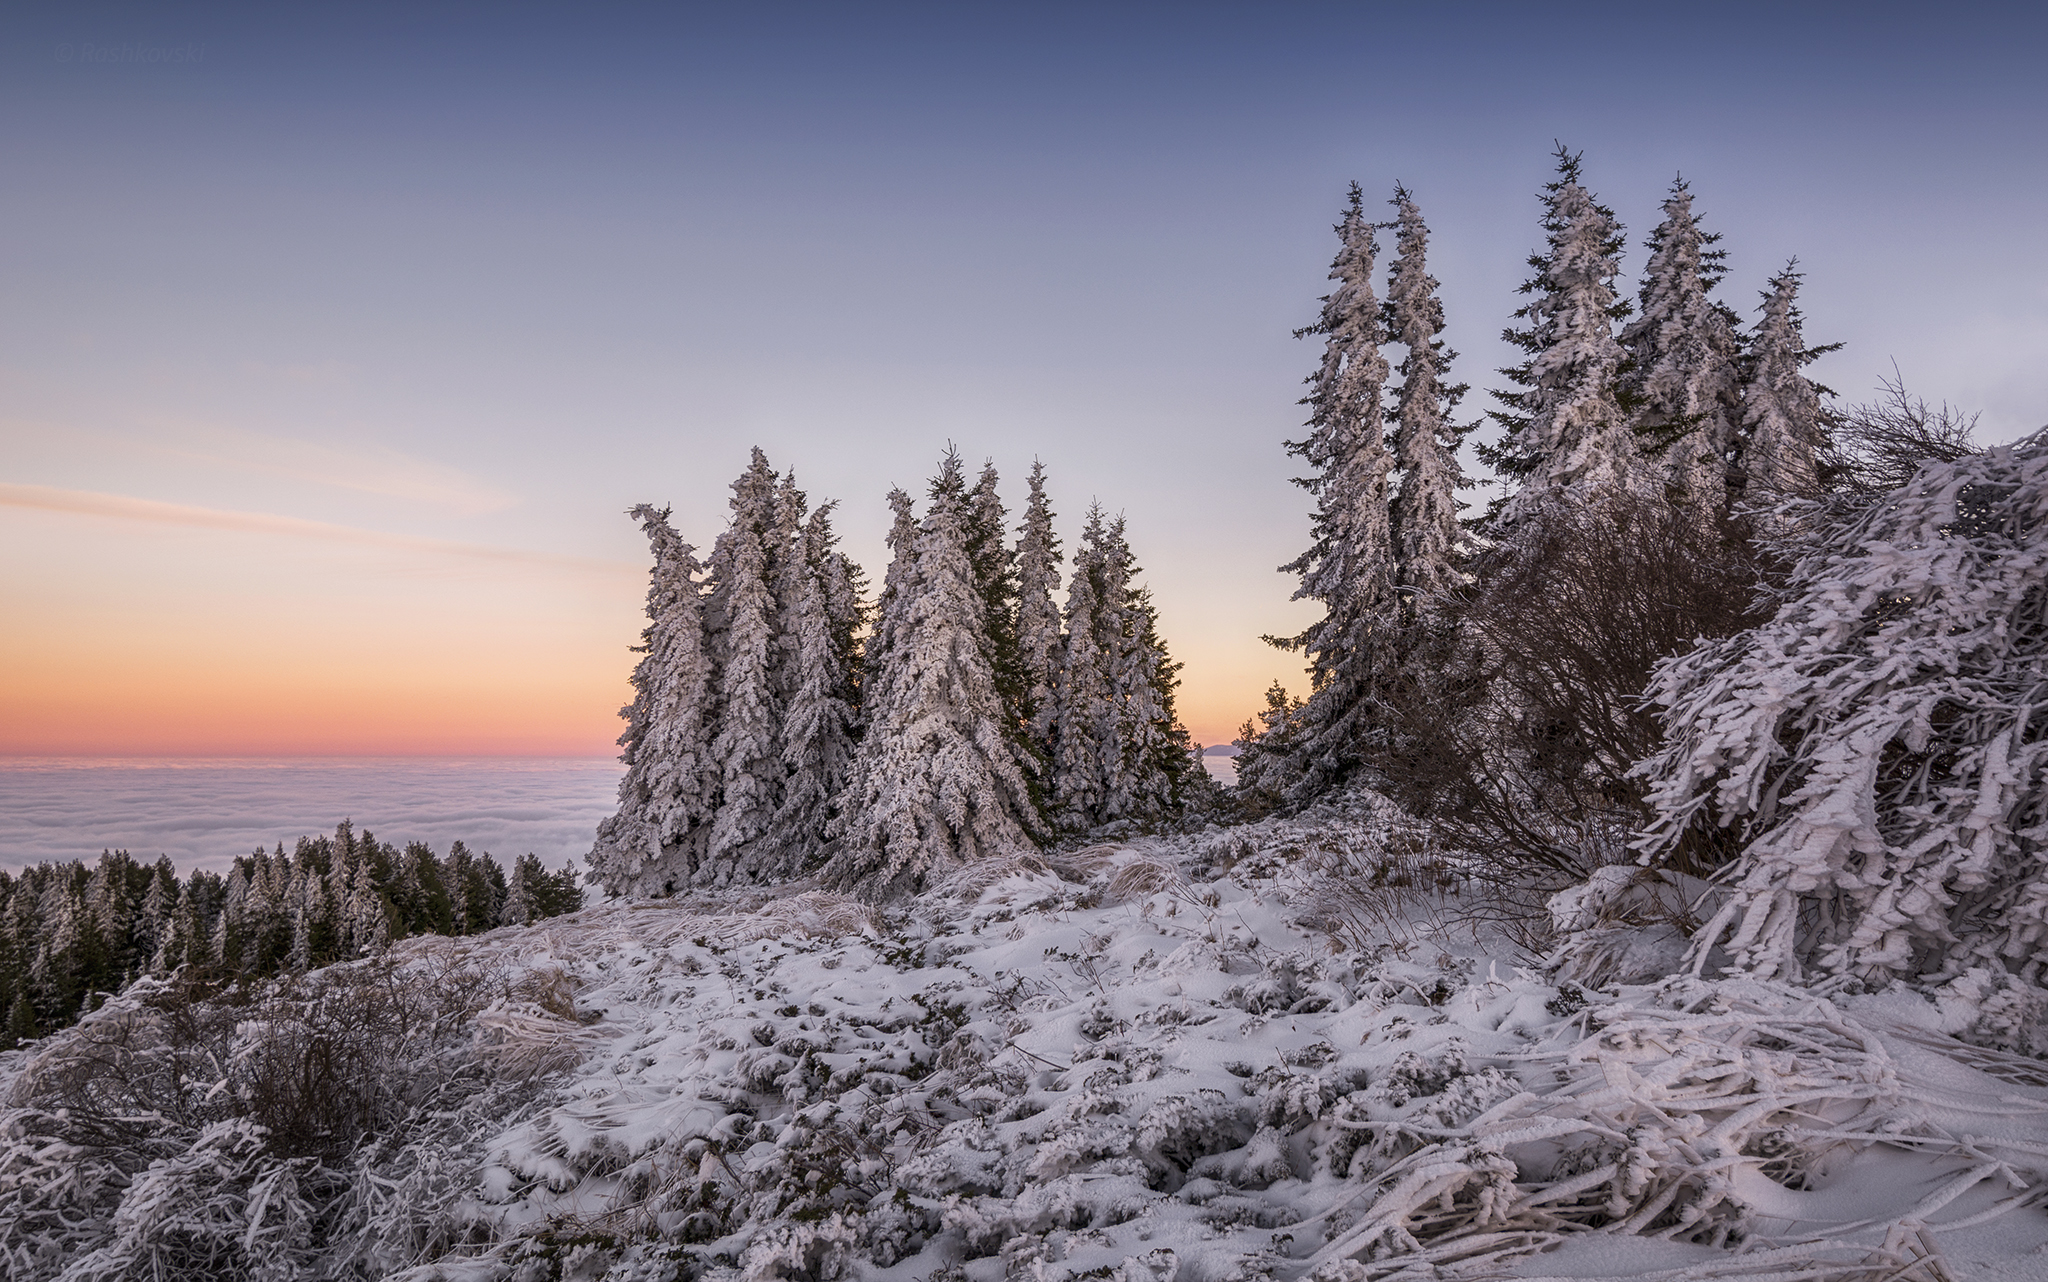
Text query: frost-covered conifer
1382 186 1471 608
85 851 134 982
1052 505 1116 826
829 468 1039 896
501 856 535 928
1620 177 1742 520
1739 263 1832 505
1232 681 1304 808
1099 518 1191 820
1483 148 1643 530
1274 182 1397 800
767 471 809 702
243 849 287 973
705 450 786 883
770 502 859 871
861 488 921 722
1051 510 1189 827
135 857 176 971
592 568 716 889
965 462 1025 723
210 868 247 970
1637 430 2048 984
343 858 388 956
285 863 314 972
1015 460 1065 757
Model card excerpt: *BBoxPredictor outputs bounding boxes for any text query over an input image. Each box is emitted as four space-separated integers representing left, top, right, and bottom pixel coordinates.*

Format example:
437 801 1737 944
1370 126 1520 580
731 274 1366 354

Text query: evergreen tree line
590 448 1199 899
1237 148 1860 861
0 823 581 1048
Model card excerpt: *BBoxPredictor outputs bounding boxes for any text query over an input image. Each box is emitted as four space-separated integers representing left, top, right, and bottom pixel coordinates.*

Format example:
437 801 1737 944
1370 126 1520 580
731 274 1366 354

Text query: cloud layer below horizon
0 757 623 875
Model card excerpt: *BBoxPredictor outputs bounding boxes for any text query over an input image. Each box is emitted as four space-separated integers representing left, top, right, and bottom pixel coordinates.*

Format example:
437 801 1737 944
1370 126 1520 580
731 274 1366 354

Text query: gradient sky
3 1 2044 756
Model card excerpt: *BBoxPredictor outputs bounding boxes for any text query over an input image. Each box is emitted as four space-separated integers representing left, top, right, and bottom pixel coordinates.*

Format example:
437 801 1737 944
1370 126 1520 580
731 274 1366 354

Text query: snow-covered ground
8 812 2048 1280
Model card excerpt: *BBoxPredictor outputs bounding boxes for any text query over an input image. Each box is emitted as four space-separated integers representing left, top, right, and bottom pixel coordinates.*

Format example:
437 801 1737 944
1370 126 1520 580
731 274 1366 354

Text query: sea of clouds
0 757 625 876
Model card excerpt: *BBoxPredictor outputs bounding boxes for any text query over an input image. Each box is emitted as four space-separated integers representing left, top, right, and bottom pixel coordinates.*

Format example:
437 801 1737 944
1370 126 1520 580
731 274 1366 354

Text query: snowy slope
8 814 2048 1281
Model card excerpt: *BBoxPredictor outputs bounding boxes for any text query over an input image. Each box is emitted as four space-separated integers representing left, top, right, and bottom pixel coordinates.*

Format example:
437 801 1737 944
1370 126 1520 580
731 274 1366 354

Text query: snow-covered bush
1638 428 2048 985
0 952 566 1280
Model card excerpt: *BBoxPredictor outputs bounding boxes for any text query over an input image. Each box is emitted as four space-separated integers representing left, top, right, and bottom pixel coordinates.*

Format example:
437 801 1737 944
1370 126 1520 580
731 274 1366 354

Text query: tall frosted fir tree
1621 177 1742 521
705 449 785 884
1740 263 1832 506
860 487 922 726
1014 460 1064 760
1482 147 1643 532
1052 504 1116 827
1052 507 1192 827
829 462 1038 898
1098 516 1192 821
767 472 810 710
770 500 860 870
965 461 1025 725
1273 182 1396 800
1382 186 1471 609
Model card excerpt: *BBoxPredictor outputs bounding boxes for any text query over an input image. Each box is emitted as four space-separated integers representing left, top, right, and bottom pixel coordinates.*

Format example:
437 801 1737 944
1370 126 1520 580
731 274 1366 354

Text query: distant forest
0 822 582 1049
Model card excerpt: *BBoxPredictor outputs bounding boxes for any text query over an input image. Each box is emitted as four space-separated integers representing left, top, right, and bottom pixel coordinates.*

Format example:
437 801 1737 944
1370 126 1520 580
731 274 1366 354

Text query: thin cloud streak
0 482 637 576
156 422 521 515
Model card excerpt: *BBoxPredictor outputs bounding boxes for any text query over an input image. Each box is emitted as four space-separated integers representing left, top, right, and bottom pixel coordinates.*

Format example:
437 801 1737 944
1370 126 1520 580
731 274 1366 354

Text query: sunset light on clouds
4 2 2045 760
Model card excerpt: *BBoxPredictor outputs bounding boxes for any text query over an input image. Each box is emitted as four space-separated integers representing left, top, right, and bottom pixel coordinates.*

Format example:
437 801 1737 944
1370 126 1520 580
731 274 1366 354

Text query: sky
3 1 2044 757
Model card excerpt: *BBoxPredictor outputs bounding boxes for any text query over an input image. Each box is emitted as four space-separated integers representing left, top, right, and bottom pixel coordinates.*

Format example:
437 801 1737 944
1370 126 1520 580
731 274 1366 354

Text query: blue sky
3 1 2043 751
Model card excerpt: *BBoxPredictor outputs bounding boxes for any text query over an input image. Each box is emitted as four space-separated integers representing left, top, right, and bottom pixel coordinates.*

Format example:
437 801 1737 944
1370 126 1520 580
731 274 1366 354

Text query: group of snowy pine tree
588 448 1198 900
1243 145 2046 996
1240 150 1836 810
0 824 580 1048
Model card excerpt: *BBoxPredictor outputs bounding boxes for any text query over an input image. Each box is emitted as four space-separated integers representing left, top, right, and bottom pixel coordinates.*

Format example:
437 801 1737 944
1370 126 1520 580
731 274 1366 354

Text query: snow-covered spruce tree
1270 181 1397 801
966 461 1026 722
1481 147 1644 533
588 504 718 896
770 500 860 870
1099 516 1194 819
1015 459 1065 759
767 470 810 711
1620 177 1742 522
816 509 867 719
1636 429 2048 985
1049 509 1191 828
863 487 921 707
705 449 786 884
1382 185 1471 609
1738 262 1834 506
830 469 1039 896
1051 504 1116 827
1229 683 1304 813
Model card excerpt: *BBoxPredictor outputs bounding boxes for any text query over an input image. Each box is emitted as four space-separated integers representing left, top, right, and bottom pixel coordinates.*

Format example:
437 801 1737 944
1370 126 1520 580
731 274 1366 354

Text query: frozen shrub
1639 429 2048 986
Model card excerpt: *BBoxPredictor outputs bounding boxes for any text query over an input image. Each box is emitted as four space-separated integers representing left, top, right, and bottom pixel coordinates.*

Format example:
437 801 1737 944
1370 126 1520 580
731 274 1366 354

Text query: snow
13 809 2048 1280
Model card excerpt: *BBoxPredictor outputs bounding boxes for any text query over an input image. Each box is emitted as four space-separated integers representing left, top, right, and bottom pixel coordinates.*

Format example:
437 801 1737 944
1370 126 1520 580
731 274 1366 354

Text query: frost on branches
1637 429 2048 989
1275 183 1398 802
705 451 787 882
828 459 1040 897
589 505 716 897
770 501 860 871
1739 262 1832 509
1482 147 1647 533
1382 186 1470 610
1015 460 1065 764
1620 177 1741 523
1049 508 1191 830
